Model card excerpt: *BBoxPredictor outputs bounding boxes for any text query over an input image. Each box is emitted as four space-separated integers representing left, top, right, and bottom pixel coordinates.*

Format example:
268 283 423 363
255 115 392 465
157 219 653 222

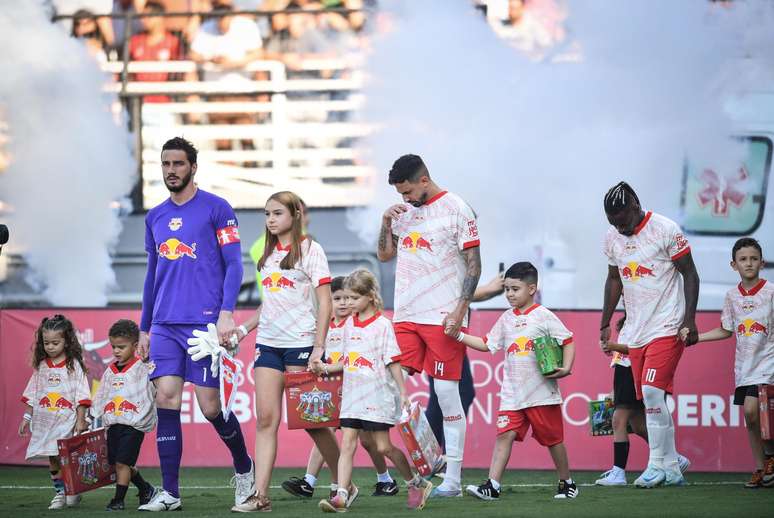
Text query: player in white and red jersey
377 154 481 497
599 181 700 488
694 237 774 488
456 262 578 500
232 191 339 513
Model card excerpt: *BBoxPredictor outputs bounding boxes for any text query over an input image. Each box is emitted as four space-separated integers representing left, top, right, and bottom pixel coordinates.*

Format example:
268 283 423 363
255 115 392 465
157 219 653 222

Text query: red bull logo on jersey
47 373 62 387
742 299 756 313
401 232 433 254
620 261 656 282
158 238 197 260
38 392 74 412
506 336 534 356
262 272 295 293
111 377 125 391
737 319 768 337
344 352 375 372
326 351 343 365
103 396 140 416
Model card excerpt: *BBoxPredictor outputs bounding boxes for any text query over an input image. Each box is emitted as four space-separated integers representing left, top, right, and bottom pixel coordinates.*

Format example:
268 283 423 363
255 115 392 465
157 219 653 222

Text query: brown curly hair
31 314 87 373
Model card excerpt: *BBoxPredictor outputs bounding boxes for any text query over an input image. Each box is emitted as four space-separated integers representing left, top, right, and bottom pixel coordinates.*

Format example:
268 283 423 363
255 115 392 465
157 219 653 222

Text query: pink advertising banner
0 309 746 471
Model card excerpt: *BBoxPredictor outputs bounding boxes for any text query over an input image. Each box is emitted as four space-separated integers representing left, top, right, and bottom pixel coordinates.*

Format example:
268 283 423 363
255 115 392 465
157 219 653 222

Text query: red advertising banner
1 309 746 471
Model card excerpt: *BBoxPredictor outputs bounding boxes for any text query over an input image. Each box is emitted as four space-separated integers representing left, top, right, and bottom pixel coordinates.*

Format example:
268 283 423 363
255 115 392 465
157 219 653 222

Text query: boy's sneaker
554 480 579 499
137 489 181 512
231 493 271 513
318 494 347 513
465 480 500 500
634 465 666 488
595 468 627 486
106 499 125 511
66 494 82 507
49 493 66 510
372 480 398 496
281 476 315 498
744 470 764 488
232 459 257 505
762 458 774 487
663 468 686 487
678 454 691 473
138 485 158 506
407 479 433 510
345 484 359 508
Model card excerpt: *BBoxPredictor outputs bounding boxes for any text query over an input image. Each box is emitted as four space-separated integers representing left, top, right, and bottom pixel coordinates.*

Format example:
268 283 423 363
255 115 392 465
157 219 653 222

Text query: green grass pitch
1 466 772 517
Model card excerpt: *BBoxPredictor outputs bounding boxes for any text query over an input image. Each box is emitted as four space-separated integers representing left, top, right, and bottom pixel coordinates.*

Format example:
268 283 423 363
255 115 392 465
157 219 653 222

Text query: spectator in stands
263 0 331 71
52 0 116 49
190 0 265 157
129 1 182 103
71 9 110 64
112 0 147 51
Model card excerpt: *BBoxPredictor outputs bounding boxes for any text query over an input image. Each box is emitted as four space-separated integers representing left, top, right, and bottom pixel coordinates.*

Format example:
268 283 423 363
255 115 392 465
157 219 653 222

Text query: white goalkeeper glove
186 323 225 377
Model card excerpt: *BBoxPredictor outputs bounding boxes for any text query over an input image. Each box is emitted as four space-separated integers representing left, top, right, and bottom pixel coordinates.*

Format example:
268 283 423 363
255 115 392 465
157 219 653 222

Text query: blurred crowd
51 0 372 81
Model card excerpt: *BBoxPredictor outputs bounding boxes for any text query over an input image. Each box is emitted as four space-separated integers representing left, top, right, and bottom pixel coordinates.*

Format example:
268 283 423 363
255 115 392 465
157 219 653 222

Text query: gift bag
398 402 445 477
220 351 241 421
759 385 774 440
284 371 342 429
589 398 615 436
534 336 563 376
57 428 116 495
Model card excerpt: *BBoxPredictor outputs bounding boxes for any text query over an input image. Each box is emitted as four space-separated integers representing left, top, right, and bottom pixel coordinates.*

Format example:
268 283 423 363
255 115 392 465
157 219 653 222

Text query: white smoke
0 2 135 306
349 0 771 308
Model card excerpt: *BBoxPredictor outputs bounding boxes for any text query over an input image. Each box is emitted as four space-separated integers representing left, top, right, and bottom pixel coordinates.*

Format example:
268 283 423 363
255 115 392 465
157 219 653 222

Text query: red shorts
496 405 564 447
393 322 466 380
627 335 685 399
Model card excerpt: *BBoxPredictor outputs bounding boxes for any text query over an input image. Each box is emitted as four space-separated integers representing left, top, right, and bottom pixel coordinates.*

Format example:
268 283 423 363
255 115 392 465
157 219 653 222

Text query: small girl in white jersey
313 269 433 512
18 315 91 510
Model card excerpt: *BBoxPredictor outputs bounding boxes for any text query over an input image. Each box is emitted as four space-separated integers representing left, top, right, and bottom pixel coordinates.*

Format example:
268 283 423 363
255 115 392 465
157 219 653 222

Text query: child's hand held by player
546 366 571 379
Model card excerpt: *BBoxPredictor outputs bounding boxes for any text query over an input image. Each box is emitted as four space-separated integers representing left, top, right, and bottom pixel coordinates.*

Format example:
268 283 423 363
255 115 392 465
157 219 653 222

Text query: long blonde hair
258 191 307 271
344 268 384 312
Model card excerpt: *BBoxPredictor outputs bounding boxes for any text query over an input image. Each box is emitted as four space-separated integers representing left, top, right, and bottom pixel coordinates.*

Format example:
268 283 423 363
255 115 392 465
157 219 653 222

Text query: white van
681 92 774 309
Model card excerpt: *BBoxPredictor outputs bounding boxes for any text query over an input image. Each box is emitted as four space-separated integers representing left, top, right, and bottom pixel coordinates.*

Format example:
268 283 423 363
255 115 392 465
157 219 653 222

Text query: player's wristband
238 325 248 337
23 413 32 422
456 332 466 342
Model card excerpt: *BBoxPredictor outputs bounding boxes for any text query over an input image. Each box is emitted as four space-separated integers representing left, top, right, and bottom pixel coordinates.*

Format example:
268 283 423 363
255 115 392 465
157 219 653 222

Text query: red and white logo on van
696 166 748 217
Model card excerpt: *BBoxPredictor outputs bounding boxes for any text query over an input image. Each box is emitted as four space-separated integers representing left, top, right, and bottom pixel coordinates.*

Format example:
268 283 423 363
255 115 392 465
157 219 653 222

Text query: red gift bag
284 371 342 430
759 385 774 440
398 402 445 477
57 428 116 495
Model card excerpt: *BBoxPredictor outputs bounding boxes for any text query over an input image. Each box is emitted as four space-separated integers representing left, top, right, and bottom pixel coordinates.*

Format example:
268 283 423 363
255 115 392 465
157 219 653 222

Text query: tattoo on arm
460 247 482 302
378 224 389 252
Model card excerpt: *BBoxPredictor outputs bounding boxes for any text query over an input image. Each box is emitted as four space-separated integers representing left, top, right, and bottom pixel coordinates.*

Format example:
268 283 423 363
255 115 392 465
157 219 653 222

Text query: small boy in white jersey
693 237 774 488
455 262 578 500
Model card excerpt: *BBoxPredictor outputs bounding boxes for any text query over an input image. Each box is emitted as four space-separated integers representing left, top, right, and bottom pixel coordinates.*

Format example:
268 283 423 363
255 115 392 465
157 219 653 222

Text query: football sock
435 379 466 488
662 405 679 470
50 471 64 494
613 441 630 470
157 408 183 498
377 471 393 484
304 473 317 487
114 484 128 503
131 470 151 492
642 385 671 469
207 411 252 474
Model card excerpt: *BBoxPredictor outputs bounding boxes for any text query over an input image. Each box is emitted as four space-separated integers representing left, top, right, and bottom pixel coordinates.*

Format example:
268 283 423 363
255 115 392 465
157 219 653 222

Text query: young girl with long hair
18 315 91 510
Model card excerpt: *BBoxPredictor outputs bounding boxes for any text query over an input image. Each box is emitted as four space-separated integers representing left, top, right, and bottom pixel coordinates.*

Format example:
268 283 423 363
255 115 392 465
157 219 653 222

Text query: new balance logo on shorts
297 352 310 360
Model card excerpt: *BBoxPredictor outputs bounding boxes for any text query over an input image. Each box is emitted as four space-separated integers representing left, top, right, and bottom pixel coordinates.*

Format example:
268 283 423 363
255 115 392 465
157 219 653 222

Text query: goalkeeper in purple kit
137 137 254 511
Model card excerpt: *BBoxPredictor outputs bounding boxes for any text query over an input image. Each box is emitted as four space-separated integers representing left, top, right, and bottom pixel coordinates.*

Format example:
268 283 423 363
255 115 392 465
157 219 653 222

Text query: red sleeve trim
482 336 488 344
462 240 480 250
318 277 332 287
560 337 574 346
671 246 691 261
78 399 92 407
389 354 403 363
21 397 29 404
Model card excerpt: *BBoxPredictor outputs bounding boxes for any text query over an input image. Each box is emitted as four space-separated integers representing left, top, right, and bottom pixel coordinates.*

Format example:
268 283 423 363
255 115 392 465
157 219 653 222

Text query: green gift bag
533 335 563 376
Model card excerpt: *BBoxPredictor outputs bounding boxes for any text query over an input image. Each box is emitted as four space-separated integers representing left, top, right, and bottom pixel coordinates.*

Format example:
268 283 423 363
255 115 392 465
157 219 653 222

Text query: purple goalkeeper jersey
141 189 243 329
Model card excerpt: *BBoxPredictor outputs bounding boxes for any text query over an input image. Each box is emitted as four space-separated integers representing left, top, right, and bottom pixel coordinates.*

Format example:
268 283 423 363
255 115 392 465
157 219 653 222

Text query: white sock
377 471 393 484
489 478 501 491
330 483 338 492
662 407 679 470
336 488 348 500
434 379 466 488
304 473 317 487
642 385 671 470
